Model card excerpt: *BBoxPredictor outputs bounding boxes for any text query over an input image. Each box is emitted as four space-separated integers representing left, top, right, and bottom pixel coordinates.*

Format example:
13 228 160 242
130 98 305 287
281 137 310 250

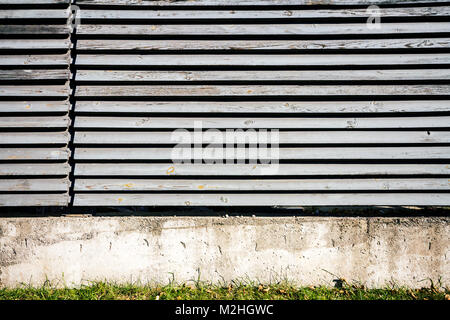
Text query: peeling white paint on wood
73 193 450 206
74 101 450 114
74 163 450 176
74 178 450 191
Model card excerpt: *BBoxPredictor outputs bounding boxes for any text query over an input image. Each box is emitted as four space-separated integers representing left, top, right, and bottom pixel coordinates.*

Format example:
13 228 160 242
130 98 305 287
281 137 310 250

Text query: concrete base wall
0 216 448 288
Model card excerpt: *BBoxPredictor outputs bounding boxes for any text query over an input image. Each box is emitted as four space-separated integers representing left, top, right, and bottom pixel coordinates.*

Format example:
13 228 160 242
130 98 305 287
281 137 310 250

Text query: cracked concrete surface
0 216 448 288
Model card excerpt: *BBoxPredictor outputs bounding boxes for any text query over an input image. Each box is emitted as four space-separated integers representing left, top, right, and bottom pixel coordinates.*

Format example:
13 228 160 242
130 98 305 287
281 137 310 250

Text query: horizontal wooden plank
74 163 450 176
76 54 450 66
0 69 70 80
0 116 69 128
0 85 70 96
0 54 70 65
0 178 68 191
0 39 70 50
0 101 69 112
74 131 450 145
72 193 450 206
0 9 69 19
0 0 69 3
75 38 450 51
78 7 450 19
76 69 450 82
74 147 450 160
74 85 450 97
74 116 450 129
0 193 69 206
74 100 450 113
0 147 69 160
0 132 69 144
0 163 70 175
0 25 70 34
75 0 450 6
77 23 450 35
74 178 450 191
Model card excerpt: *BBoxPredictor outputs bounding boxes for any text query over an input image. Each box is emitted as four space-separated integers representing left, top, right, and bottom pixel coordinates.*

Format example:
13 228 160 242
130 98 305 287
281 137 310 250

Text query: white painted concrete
0 216 448 288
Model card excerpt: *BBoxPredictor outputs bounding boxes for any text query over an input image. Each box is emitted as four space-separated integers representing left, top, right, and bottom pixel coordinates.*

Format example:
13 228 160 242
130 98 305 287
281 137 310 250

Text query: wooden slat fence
0 0 71 206
1 0 450 207
70 0 450 206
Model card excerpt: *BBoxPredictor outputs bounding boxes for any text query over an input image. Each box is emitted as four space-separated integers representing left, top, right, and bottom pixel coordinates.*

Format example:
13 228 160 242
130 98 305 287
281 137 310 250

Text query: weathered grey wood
0 69 70 80
0 116 69 128
77 23 450 35
0 85 70 96
0 148 69 160
74 85 450 97
76 38 450 51
75 0 450 6
0 1 72 206
76 69 450 82
0 54 70 65
76 54 450 66
0 132 69 144
7 0 446 208
0 178 69 191
0 39 70 50
75 178 450 191
74 147 450 160
0 163 70 175
0 101 70 113
74 100 450 114
74 163 450 176
74 116 450 129
0 193 69 206
74 131 450 145
0 25 70 34
0 0 69 3
73 193 450 207
78 7 450 19
0 9 69 19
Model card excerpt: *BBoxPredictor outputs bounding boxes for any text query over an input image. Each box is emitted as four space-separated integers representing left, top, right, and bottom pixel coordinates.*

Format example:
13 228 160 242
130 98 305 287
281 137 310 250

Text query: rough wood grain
74 163 450 176
75 69 450 82
0 193 69 206
0 163 70 176
0 101 70 113
0 54 70 66
0 9 69 19
0 132 69 144
74 146 450 160
75 0 450 6
75 38 450 51
0 148 69 160
74 85 450 97
73 193 450 206
74 100 450 114
0 178 69 191
0 69 70 80
0 25 71 34
76 54 450 66
0 85 70 97
74 131 450 145
0 0 69 3
78 7 450 19
0 116 69 128
74 178 450 191
0 39 70 50
74 116 450 129
77 23 450 35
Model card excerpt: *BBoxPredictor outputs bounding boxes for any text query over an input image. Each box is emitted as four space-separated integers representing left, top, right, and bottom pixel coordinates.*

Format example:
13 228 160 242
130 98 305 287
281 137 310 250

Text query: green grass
0 281 448 300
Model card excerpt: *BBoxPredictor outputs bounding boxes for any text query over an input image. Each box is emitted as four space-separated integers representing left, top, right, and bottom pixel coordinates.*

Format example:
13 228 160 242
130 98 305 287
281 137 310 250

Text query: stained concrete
0 216 448 288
